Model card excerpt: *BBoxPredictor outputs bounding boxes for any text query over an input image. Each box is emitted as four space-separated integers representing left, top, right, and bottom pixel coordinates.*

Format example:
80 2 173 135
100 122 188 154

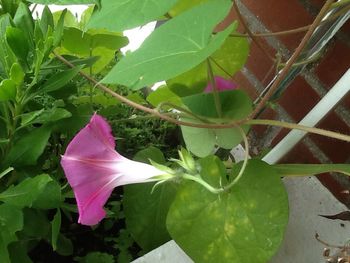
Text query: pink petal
61 114 164 226
204 76 237 93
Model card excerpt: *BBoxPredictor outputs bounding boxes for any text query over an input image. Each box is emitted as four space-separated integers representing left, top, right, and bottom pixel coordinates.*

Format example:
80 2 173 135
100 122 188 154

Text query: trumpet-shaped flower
204 76 237 93
61 114 166 226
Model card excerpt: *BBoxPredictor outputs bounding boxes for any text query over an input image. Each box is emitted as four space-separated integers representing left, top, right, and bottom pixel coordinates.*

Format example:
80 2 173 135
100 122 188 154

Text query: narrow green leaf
13 3 34 48
6 27 29 63
3 126 51 167
87 0 178 32
273 163 350 177
102 0 234 89
53 9 67 47
0 174 52 208
40 6 54 36
167 159 289 263
0 167 14 181
40 67 82 93
51 209 61 251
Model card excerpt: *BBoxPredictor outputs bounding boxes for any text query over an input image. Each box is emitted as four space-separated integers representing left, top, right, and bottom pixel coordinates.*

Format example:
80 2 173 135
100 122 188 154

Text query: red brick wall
227 1 350 205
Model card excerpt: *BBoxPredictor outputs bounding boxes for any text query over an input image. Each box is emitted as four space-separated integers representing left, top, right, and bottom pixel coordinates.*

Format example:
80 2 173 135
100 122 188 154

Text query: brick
232 71 259 100
279 141 319 163
317 173 350 206
242 0 314 50
279 77 321 122
251 107 278 136
245 39 276 81
316 41 350 87
310 112 350 163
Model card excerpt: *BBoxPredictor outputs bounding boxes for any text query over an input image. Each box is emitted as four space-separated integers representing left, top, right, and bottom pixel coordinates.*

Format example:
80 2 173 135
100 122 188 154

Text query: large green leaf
168 36 249 94
180 90 252 157
3 125 51 167
0 204 23 263
146 85 182 108
273 163 350 177
123 147 177 251
27 0 98 4
168 0 209 17
51 209 61 251
87 0 178 32
102 0 234 90
167 159 289 263
0 174 52 208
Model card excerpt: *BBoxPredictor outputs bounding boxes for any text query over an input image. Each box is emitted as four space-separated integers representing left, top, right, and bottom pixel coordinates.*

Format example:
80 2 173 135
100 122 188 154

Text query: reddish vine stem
53 52 350 142
249 0 335 119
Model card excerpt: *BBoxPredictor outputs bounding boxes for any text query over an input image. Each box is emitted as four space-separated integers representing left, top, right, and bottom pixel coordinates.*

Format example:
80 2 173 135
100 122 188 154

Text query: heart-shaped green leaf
102 0 234 89
167 159 289 263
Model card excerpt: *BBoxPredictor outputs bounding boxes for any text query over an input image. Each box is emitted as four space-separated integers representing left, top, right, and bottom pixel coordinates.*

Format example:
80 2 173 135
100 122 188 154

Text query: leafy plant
0 0 348 262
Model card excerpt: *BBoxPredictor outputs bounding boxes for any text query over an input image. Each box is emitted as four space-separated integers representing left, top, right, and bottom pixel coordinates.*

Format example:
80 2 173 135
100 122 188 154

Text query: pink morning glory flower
61 114 167 226
204 76 237 93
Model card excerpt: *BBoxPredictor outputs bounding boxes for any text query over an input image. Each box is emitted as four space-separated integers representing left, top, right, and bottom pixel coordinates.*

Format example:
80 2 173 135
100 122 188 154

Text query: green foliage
0 174 53 207
27 0 99 4
180 90 252 157
124 147 177 251
87 0 178 32
0 204 23 263
102 0 234 89
167 159 289 263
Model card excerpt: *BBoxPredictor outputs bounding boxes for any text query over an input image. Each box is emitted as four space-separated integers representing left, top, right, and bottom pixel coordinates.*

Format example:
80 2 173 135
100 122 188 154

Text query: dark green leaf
0 204 23 263
124 182 177 251
3 125 51 167
167 159 289 263
51 209 61 251
87 0 178 32
13 3 34 49
40 67 82 93
182 90 252 119
180 90 252 157
8 242 33 263
21 108 72 126
102 0 234 89
79 252 114 263
6 27 29 63
56 234 73 256
33 180 62 209
0 174 52 208
40 6 54 36
22 208 50 238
